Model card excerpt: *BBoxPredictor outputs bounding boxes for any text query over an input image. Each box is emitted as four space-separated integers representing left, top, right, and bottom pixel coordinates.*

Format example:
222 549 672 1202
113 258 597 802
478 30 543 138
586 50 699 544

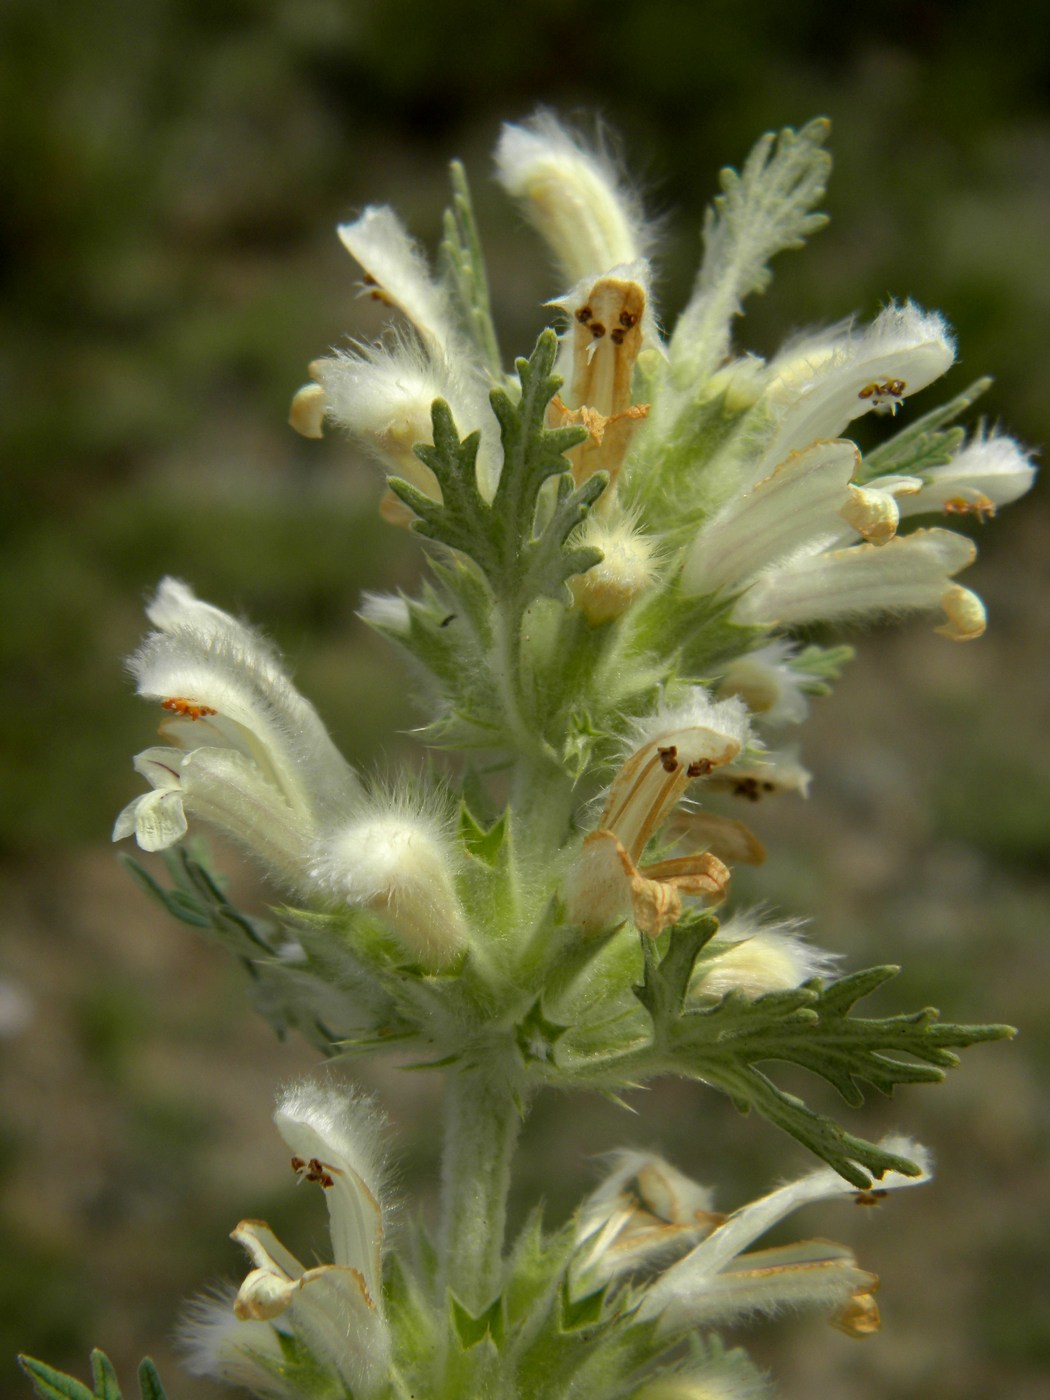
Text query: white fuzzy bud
693 913 835 999
314 811 468 969
358 592 411 636
570 516 656 624
495 112 649 284
717 643 809 726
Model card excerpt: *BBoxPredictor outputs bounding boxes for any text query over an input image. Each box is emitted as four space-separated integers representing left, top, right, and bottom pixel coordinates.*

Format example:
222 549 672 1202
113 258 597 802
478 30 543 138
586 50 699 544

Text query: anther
590 322 606 338
161 698 217 720
657 745 679 773
292 1156 337 1189
576 306 593 324
686 758 713 778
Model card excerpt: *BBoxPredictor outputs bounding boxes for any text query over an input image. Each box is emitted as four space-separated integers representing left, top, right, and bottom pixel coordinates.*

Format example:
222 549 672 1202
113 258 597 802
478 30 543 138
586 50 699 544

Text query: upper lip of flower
132 578 359 821
229 1082 391 1398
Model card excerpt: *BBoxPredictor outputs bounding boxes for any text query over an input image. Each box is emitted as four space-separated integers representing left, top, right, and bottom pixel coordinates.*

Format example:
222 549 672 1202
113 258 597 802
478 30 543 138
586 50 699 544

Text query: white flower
895 431 1037 522
310 338 501 508
112 747 188 852
228 1081 391 1400
680 431 984 639
732 526 985 640
706 746 812 802
565 692 749 937
113 579 360 888
574 1151 725 1288
338 204 460 356
312 807 469 969
495 112 650 284
290 205 502 503
638 1139 931 1335
754 303 955 484
682 438 862 597
180 1287 294 1399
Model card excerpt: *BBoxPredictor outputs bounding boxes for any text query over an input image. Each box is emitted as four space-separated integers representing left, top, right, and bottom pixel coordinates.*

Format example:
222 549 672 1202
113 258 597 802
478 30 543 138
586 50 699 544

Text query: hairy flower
290 206 502 504
495 112 651 284
569 511 658 624
113 579 360 889
226 1082 391 1399
574 1151 725 1288
637 1139 931 1335
566 693 749 936
754 304 955 483
897 430 1037 523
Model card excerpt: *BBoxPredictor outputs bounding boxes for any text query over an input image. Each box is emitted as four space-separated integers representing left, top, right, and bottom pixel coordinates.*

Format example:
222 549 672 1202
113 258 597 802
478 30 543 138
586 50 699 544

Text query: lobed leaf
671 119 832 386
634 957 1013 1186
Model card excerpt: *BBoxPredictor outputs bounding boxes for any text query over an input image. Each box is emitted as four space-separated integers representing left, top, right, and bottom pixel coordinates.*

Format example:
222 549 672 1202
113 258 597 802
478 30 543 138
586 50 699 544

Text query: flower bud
314 811 468 969
717 643 809 726
692 913 835 999
570 516 656 624
495 113 648 284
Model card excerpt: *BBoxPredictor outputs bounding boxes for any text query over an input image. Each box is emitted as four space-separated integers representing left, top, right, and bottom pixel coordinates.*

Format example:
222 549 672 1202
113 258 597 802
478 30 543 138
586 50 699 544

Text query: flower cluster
102 112 1031 1400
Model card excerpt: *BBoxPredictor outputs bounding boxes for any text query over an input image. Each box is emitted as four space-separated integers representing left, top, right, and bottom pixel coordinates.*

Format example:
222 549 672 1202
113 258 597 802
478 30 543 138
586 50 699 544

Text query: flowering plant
22 114 1034 1400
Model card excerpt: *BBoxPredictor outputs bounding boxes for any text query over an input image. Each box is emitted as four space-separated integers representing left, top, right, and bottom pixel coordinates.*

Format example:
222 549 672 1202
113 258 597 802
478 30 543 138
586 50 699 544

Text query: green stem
439 1066 523 1312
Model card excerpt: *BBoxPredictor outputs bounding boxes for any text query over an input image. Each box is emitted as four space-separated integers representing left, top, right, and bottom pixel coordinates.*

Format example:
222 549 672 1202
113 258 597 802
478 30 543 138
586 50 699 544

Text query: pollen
858 378 907 414
943 493 996 522
161 698 217 720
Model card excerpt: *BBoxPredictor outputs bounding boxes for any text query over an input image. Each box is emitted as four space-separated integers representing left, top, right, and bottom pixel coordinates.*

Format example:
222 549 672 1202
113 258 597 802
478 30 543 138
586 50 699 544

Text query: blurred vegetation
2 1 1048 1398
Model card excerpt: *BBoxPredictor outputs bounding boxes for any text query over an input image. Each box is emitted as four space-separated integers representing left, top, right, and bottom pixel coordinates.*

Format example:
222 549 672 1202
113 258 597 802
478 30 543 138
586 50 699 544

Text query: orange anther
161 698 217 720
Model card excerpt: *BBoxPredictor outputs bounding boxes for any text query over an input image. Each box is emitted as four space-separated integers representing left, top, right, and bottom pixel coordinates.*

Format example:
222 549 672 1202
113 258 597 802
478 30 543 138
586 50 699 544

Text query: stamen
853 1189 889 1207
857 378 907 414
161 698 217 720
291 1155 339 1189
943 493 996 522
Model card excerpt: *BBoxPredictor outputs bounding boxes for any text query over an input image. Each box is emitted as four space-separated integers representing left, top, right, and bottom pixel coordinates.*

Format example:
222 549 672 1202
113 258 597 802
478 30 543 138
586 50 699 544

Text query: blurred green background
2 1 1049 1396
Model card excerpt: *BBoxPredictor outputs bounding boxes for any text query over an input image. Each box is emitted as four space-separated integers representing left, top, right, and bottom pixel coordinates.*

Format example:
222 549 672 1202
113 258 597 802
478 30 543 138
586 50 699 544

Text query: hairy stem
439 1065 523 1312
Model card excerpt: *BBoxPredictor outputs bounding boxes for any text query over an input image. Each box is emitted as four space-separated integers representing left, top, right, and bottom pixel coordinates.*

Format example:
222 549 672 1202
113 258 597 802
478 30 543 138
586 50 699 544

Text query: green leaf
663 965 1014 1186
671 118 832 385
633 914 720 1049
439 160 502 380
18 1357 96 1400
789 642 855 696
389 331 602 613
17 1352 169 1400
858 376 992 483
90 1354 121 1400
136 1361 168 1400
